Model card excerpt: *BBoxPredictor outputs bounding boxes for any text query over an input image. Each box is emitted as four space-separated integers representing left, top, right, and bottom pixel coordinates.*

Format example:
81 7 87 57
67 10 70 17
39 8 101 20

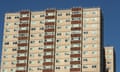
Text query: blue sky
0 0 119 72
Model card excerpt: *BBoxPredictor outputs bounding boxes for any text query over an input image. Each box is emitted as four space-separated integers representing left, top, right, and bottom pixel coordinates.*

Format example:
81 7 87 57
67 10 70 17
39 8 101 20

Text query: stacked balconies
43 9 56 72
16 11 31 72
70 8 83 72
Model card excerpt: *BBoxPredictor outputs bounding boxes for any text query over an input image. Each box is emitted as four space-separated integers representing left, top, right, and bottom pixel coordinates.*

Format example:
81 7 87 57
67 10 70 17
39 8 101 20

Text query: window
56 39 61 42
92 65 96 68
6 16 11 19
40 27 44 30
40 21 45 24
57 33 62 36
83 58 88 61
31 21 36 24
84 31 88 34
6 29 10 32
14 22 19 25
66 12 71 16
92 51 97 54
15 16 19 19
56 66 60 69
4 42 9 45
31 28 36 30
30 41 35 44
57 13 62 16
13 42 17 45
12 48 17 51
56 59 60 63
32 15 35 18
72 43 80 47
40 15 44 17
83 51 88 55
83 65 88 68
66 19 71 22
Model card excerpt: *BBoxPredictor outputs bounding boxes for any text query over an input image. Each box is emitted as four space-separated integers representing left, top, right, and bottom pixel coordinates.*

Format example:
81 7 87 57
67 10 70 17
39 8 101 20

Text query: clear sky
0 0 119 72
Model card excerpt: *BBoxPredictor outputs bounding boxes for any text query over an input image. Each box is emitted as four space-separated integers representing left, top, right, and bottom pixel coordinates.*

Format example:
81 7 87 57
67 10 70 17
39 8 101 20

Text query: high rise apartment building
104 46 115 72
1 7 104 72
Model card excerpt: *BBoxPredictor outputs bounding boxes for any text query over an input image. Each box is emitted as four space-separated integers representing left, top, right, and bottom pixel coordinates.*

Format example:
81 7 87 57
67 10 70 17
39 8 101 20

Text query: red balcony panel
20 11 30 14
71 27 81 30
70 61 80 64
20 17 30 20
17 50 27 53
43 55 53 59
44 35 54 38
19 30 29 33
70 54 80 58
71 21 82 24
43 69 53 72
46 9 56 13
45 29 54 32
44 48 54 52
16 70 26 72
71 40 81 44
17 56 27 60
44 42 54 45
70 68 80 71
71 47 80 51
19 24 29 27
43 62 53 65
18 43 28 46
72 8 82 11
18 37 28 40
45 16 55 19
72 14 82 17
71 34 81 37
16 63 27 67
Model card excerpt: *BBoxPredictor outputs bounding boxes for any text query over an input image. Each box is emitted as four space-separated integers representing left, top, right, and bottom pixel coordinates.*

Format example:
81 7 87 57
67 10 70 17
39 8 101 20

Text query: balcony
43 62 53 65
16 63 27 67
17 56 27 60
18 43 28 46
70 68 80 72
72 8 82 11
44 48 54 52
71 27 81 30
70 61 80 64
45 22 55 25
20 17 30 20
20 11 30 14
70 54 80 58
17 50 27 53
16 70 26 72
18 37 28 40
45 29 54 32
19 30 29 33
46 9 56 13
71 34 81 37
71 21 82 24
19 24 29 27
71 14 82 17
71 40 80 44
45 16 55 19
43 55 53 59
44 42 54 45
44 35 54 38
71 47 80 51
43 69 53 72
